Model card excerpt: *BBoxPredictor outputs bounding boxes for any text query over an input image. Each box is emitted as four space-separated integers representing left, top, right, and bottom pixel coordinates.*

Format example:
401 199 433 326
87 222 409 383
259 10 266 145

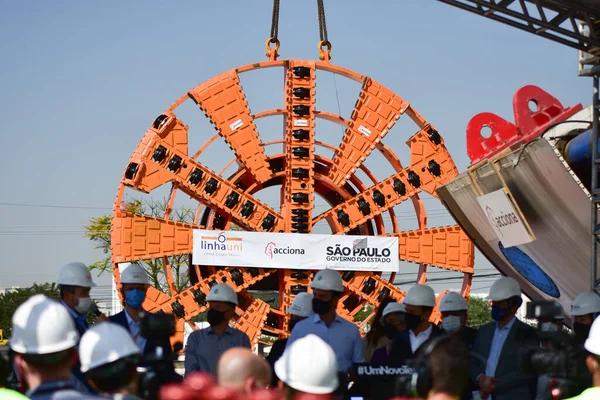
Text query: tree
467 295 493 327
85 199 194 294
0 283 60 337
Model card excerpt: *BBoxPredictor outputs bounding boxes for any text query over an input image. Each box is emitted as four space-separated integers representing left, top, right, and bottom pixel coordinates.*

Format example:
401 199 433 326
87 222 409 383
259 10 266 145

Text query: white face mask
442 315 462 334
75 297 92 315
540 321 559 333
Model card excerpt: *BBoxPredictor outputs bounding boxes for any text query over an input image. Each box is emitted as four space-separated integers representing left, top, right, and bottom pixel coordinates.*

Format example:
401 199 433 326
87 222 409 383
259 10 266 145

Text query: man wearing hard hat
286 269 364 373
388 284 443 365
184 283 251 376
57 261 101 393
564 316 600 399
79 322 142 399
57 262 97 335
275 334 339 399
439 292 477 350
571 292 600 345
470 277 538 400
266 292 314 386
9 295 103 400
109 262 170 355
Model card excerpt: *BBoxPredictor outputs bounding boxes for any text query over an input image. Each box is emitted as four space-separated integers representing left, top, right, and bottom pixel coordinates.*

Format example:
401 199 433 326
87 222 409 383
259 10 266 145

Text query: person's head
487 277 522 323
571 292 600 341
79 322 141 395
403 285 436 332
439 292 468 335
309 270 344 317
583 316 600 386
381 302 407 339
9 295 80 389
57 261 96 316
288 292 314 333
118 263 149 311
275 334 338 399
414 336 469 399
365 296 395 344
536 300 564 334
217 348 271 395
206 284 238 327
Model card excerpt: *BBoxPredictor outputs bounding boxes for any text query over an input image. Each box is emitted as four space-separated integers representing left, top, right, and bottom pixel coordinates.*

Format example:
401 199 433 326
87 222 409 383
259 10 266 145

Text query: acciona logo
264 242 306 259
485 205 521 238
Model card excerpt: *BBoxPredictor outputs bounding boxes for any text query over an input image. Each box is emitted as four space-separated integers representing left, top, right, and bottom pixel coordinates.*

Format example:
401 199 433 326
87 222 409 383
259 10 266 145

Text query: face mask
383 325 399 340
442 315 462 334
491 304 510 321
404 313 422 330
207 309 226 326
312 298 332 315
573 322 591 342
288 320 299 333
125 289 145 309
539 321 559 333
75 297 91 315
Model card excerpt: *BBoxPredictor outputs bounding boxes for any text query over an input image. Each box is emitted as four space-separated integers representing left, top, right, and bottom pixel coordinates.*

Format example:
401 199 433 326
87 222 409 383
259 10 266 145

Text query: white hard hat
310 269 344 293
79 322 140 373
275 334 338 394
119 263 149 285
9 295 79 355
585 316 600 355
487 277 521 301
382 302 406 318
207 283 238 305
403 285 436 307
289 292 314 318
571 292 600 316
439 292 467 312
57 262 96 288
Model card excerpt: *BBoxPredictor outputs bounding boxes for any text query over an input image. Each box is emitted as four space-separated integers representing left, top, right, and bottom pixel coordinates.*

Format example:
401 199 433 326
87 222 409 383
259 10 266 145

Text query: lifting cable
317 0 332 60
266 0 333 61
266 0 280 59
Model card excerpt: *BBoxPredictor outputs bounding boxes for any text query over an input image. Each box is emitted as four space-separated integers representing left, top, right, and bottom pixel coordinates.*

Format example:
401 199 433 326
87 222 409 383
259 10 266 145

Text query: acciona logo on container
264 242 306 259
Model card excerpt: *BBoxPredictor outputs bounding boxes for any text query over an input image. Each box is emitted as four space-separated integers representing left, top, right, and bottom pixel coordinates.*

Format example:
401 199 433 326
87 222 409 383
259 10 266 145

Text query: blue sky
0 1 588 301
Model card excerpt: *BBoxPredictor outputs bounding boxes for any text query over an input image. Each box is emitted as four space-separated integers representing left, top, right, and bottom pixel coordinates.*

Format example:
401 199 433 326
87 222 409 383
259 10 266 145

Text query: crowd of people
2 262 600 400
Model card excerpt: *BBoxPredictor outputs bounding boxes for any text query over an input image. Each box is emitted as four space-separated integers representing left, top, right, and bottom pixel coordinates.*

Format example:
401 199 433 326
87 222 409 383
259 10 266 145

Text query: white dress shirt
409 324 433 353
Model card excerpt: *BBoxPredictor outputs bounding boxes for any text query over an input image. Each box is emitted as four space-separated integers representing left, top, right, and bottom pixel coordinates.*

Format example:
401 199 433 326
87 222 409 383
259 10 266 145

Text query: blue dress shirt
286 314 364 372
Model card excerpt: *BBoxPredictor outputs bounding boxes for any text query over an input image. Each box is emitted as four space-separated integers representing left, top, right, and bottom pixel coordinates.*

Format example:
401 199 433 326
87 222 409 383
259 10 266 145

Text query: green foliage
467 295 493 327
354 305 374 323
0 283 60 337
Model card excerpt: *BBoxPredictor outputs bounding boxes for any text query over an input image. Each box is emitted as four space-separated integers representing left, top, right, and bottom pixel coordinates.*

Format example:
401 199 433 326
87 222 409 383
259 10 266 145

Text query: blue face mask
125 289 145 309
491 304 510 321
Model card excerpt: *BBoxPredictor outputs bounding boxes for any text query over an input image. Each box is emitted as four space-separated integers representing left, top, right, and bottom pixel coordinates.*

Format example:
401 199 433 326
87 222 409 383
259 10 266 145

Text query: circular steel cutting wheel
110 58 474 348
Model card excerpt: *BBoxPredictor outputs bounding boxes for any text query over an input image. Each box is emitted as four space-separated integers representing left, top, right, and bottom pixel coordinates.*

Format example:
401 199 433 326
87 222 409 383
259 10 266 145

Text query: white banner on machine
192 230 399 272
477 188 534 248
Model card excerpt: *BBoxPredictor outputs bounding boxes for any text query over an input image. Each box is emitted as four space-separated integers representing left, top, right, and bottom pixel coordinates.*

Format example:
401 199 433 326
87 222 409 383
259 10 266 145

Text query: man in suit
57 261 99 393
109 262 172 358
439 292 477 350
470 277 538 400
389 284 444 366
